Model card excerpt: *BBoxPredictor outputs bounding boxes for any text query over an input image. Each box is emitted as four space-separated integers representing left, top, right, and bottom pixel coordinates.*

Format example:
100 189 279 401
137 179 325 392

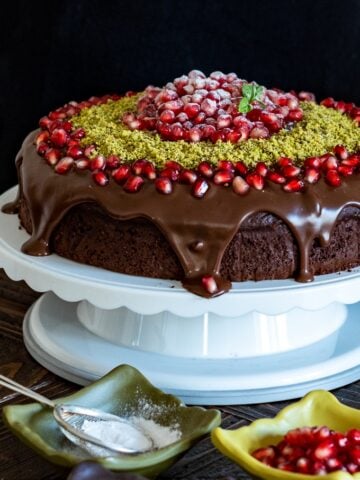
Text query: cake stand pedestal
1 187 360 404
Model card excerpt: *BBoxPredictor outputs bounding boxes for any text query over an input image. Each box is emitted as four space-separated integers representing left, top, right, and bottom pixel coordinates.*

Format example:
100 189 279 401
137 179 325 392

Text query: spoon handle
0 374 55 408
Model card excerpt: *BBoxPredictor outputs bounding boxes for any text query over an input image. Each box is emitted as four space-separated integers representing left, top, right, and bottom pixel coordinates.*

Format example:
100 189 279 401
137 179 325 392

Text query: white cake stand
1 186 360 404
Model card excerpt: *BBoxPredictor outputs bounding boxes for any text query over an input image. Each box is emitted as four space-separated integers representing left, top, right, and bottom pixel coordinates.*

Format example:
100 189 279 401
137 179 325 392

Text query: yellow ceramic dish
211 390 360 480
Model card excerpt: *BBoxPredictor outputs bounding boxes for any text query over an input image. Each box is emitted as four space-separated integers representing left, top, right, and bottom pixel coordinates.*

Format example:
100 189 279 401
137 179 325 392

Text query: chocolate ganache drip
3 131 360 297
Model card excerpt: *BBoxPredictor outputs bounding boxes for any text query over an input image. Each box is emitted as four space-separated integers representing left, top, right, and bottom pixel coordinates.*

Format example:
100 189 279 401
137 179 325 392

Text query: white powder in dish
130 416 181 448
82 419 153 451
81 416 181 452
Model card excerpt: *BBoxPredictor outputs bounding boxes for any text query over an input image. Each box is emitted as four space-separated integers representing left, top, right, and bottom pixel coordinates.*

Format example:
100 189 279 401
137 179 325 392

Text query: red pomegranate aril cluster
123 70 306 143
252 426 360 474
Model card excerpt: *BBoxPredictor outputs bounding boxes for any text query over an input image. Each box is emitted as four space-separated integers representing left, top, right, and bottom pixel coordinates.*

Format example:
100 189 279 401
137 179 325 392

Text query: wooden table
0 268 359 480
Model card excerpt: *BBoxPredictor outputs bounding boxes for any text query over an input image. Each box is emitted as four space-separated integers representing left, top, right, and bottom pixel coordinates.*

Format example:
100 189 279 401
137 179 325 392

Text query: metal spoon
0 374 154 455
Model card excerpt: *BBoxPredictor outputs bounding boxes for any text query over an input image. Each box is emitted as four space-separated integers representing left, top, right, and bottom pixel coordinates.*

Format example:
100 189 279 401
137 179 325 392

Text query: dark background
0 0 359 192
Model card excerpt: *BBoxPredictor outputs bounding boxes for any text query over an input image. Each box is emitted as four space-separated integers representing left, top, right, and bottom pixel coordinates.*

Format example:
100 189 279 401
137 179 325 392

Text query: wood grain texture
0 268 359 480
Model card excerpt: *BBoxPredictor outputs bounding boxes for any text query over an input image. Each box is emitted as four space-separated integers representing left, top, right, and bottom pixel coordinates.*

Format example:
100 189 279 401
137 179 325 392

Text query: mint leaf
238 97 251 113
254 85 265 100
242 84 253 99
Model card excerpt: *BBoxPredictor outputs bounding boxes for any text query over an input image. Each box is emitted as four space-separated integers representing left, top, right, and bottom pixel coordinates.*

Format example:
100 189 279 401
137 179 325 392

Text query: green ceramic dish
3 364 221 479
212 390 360 480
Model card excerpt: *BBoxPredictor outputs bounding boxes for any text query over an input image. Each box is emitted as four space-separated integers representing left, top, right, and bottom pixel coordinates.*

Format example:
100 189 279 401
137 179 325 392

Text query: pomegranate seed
201 275 218 294
92 171 109 186
198 161 214 178
84 145 96 158
67 145 84 159
217 114 232 129
313 440 337 460
282 165 301 178
163 99 183 113
143 163 156 180
267 171 286 184
322 155 338 170
338 164 354 176
202 124 216 139
176 112 189 123
44 148 61 166
160 167 179 181
234 161 248 176
90 155 106 171
165 160 182 171
326 169 341 187
132 159 149 175
350 447 360 465
217 160 234 171
296 457 311 474
350 107 360 118
193 112 206 124
252 446 276 464
213 170 234 185
155 177 172 194
200 98 217 116
170 124 184 140
343 154 360 167
246 108 262 121
50 128 68 147
36 143 48 156
39 116 52 130
326 458 344 471
298 91 316 102
159 109 175 123
283 179 304 192
305 168 321 184
89 96 101 105
249 126 269 139
334 145 348 160
255 162 268 177
55 157 73 174
314 426 332 442
106 155 121 170
35 130 49 146
232 175 250 195
286 97 299 109
320 97 335 108
62 121 73 133
335 100 347 113
49 110 66 120
312 461 327 475
192 178 209 198
123 175 144 193
178 169 197 184
287 109 303 121
347 429 360 444
71 128 86 140
67 139 80 150
112 165 131 183
74 158 90 170
188 127 202 142
277 157 293 168
347 463 358 474
227 131 241 143
246 173 264 190
158 122 172 139
183 102 201 119
304 156 321 169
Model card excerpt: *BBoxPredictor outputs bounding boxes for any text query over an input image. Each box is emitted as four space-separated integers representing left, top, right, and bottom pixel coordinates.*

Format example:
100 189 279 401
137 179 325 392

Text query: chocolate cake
3 70 360 297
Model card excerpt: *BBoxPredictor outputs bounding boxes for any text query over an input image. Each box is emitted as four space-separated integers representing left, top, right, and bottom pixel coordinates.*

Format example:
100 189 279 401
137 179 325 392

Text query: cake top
35 70 360 195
